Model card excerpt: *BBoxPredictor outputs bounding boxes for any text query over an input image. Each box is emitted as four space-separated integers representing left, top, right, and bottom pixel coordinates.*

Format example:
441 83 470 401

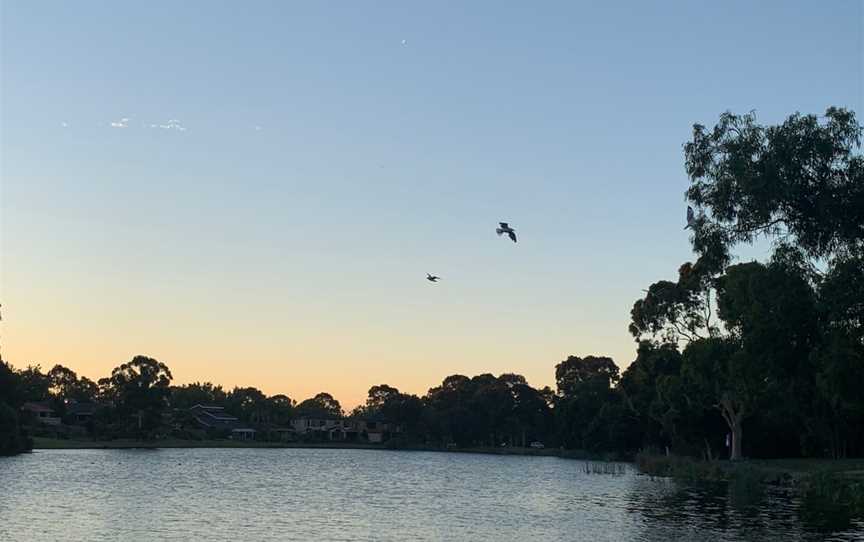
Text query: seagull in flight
426 273 440 282
496 222 517 243
684 206 696 230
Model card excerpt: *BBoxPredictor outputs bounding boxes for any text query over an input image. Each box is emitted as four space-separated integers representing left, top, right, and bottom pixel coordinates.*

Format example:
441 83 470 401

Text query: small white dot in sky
60 122 69 128
401 39 407 46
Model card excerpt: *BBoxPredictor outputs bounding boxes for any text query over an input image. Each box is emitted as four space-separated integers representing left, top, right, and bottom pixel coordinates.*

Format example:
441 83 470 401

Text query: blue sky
1 1 860 405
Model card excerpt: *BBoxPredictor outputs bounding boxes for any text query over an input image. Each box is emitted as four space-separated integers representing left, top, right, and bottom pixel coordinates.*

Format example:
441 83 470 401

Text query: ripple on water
0 450 861 542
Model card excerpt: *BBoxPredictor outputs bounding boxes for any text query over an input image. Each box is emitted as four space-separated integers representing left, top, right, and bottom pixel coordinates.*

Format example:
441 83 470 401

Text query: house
291 416 359 441
291 415 339 434
326 420 360 442
291 415 401 443
356 416 401 443
20 402 61 426
230 428 256 441
189 404 256 440
190 404 238 429
66 401 97 425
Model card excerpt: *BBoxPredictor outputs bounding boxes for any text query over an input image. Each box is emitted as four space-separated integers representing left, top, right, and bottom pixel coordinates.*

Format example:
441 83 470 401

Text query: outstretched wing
508 231 517 243
684 206 695 229
499 222 509 228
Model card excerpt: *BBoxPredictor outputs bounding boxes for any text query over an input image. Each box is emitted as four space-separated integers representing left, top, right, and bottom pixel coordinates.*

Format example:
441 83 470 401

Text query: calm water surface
1 449 861 541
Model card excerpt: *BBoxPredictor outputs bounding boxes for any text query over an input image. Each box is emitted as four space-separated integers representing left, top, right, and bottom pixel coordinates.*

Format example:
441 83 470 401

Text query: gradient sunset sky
1 1 860 408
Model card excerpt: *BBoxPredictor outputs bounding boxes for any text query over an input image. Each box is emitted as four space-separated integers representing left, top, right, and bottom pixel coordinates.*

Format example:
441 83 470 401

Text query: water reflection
0 450 861 541
627 475 863 541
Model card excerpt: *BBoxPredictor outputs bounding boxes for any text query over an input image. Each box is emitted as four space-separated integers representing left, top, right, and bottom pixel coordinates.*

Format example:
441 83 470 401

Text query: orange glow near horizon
1 288 637 410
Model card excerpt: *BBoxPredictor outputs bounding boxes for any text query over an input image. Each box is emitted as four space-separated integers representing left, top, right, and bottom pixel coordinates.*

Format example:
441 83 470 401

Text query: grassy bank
636 453 864 484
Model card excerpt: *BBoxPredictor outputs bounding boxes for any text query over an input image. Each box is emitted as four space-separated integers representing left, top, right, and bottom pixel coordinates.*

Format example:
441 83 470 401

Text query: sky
0 1 860 408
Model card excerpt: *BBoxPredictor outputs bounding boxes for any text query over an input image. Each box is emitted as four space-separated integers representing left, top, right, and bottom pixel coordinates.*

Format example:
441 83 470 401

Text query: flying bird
496 222 517 243
684 206 696 230
426 273 440 282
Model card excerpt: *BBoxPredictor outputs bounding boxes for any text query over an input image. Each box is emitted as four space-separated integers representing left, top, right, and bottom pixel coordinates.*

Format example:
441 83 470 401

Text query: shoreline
30 437 594 458
29 438 864 482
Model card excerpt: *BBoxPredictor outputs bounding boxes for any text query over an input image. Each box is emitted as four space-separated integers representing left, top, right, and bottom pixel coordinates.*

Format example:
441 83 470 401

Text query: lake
1 449 861 541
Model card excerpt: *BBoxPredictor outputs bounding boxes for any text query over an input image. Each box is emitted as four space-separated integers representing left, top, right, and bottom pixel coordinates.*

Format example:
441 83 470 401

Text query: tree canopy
685 107 864 267
296 392 343 418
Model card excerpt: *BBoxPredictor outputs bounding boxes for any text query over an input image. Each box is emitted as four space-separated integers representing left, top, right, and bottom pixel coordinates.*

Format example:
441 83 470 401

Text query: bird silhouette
684 206 696 230
426 273 440 282
496 222 517 243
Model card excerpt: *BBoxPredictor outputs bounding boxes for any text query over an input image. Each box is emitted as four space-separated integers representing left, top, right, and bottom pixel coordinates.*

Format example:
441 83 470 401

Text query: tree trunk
704 438 714 462
719 400 743 461
730 418 742 461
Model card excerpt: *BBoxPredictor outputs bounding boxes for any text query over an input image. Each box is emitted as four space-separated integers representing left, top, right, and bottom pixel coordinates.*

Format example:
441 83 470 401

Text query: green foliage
618 341 683 448
626 107 864 461
717 259 819 380
685 107 864 261
0 360 23 407
266 394 295 425
169 382 228 410
634 453 726 481
103 356 173 439
47 365 99 403
296 392 343 418
0 403 30 455
0 361 31 455
365 384 400 411
16 365 50 403
800 471 864 532
820 252 864 343
555 355 619 397
225 387 268 422
554 356 624 451
354 385 428 441
630 274 713 343
423 373 553 448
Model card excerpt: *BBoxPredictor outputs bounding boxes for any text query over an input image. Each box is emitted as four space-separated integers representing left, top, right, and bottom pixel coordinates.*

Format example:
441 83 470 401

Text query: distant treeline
2 107 862 459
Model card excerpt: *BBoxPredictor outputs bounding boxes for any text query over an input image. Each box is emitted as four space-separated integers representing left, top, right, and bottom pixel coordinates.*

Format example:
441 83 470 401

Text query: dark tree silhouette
104 356 173 439
297 392 343 418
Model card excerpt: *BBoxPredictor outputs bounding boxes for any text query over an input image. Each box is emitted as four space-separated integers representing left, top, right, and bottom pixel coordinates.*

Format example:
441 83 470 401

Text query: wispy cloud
110 117 130 128
149 119 186 132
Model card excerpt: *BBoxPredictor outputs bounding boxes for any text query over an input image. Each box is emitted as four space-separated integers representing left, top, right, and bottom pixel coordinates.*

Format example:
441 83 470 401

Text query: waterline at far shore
30 437 594 458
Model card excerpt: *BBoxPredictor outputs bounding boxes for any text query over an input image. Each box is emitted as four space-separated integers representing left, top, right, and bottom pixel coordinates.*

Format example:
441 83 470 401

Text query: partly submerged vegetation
800 471 864 532
582 461 627 476
635 453 864 532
